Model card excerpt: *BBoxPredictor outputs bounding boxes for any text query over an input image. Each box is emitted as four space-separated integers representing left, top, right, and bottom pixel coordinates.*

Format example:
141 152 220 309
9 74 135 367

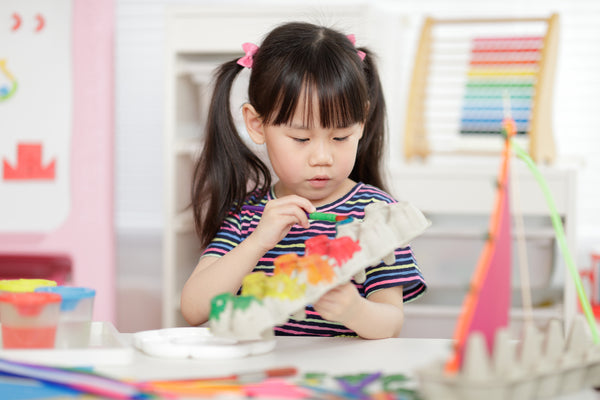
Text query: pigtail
351 48 388 192
192 59 271 248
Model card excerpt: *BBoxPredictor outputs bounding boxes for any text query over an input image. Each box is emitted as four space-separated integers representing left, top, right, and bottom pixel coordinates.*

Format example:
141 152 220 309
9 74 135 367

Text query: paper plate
132 327 276 359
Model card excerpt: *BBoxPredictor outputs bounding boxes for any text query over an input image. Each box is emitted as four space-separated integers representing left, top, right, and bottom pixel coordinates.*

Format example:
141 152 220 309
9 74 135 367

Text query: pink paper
469 182 512 354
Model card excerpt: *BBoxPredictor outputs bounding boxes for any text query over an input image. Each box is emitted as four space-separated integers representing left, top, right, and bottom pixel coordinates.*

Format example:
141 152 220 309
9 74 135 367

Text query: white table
93 335 599 400
97 336 450 382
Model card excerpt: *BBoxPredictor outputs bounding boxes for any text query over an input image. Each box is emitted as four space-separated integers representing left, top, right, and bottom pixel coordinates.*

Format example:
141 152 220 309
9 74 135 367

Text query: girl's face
244 98 364 206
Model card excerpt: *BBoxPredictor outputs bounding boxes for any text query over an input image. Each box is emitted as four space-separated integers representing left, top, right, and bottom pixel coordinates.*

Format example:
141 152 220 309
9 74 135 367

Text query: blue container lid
35 286 95 311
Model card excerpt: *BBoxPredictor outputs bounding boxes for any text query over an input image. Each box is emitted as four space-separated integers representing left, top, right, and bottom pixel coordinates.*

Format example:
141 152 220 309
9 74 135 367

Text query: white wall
115 0 600 262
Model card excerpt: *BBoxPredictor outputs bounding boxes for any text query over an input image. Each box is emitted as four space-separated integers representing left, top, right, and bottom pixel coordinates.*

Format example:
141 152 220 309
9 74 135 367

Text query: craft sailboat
418 117 600 399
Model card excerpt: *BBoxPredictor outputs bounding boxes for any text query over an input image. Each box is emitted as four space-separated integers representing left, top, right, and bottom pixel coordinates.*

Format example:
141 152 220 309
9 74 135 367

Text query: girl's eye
293 137 309 143
333 136 350 142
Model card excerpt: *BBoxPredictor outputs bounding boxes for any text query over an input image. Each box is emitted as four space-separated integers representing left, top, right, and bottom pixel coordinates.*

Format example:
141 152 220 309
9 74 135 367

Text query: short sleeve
202 212 243 258
361 245 427 303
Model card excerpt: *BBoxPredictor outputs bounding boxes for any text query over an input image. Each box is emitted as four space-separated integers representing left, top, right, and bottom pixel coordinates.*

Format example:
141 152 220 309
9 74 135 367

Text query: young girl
181 21 426 339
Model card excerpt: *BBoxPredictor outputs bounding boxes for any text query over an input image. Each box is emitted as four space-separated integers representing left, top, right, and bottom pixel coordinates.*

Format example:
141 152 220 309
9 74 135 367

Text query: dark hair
192 22 387 248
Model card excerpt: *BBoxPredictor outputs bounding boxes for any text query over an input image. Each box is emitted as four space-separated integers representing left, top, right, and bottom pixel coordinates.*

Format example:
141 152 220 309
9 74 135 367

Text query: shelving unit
162 4 371 328
391 159 578 338
163 5 578 337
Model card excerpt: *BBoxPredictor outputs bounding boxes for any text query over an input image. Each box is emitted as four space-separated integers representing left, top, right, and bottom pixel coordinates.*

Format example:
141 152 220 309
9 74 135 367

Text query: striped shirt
202 182 427 336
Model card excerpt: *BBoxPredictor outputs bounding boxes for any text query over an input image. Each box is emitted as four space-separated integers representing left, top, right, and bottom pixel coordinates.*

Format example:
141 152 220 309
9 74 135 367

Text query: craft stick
144 366 297 385
241 205 349 222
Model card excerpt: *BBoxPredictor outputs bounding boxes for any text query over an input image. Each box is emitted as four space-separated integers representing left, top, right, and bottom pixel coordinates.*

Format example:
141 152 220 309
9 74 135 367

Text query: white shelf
162 4 578 337
174 138 201 157
390 161 578 335
174 210 194 233
424 226 558 239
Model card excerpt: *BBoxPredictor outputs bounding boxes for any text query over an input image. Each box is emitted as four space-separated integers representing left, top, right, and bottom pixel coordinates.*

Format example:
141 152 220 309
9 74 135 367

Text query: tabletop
96 335 452 382
93 334 599 400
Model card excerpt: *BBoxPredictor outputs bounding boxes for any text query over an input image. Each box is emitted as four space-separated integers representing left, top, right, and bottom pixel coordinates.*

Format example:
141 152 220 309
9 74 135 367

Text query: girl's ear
242 103 266 145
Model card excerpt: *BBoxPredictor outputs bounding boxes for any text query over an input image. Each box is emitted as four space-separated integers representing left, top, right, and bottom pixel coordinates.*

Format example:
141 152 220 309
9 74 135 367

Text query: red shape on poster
11 13 22 32
3 143 56 180
35 14 46 33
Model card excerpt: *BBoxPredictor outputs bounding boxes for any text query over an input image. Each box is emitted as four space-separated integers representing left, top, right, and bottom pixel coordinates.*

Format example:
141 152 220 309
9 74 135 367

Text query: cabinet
390 160 578 338
162 4 372 327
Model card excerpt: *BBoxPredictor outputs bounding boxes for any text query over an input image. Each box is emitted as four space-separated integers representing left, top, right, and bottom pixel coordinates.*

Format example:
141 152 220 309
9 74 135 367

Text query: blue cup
36 286 95 348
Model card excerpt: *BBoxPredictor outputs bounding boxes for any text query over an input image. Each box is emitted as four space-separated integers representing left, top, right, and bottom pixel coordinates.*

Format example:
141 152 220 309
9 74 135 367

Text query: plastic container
0 279 57 293
36 286 96 348
0 292 62 349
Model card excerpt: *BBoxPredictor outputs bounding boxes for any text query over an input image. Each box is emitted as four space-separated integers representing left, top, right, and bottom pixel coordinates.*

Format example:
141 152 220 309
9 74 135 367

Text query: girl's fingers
264 196 314 228
272 195 315 213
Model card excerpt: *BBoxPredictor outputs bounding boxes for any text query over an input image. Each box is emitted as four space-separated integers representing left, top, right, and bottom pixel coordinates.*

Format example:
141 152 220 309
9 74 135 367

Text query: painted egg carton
418 316 600 400
209 201 431 341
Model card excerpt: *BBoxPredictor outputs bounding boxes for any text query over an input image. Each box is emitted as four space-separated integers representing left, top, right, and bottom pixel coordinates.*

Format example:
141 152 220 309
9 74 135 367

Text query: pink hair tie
237 42 259 68
346 34 366 61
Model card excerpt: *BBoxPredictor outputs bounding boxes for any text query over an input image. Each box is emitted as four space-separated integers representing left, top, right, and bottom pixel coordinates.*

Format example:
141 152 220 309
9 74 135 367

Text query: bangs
252 37 369 129
267 71 368 129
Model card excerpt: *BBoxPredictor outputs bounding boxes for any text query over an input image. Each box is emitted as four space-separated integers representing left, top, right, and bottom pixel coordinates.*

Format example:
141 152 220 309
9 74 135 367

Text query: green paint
209 293 232 321
308 212 337 222
209 293 261 321
232 295 259 311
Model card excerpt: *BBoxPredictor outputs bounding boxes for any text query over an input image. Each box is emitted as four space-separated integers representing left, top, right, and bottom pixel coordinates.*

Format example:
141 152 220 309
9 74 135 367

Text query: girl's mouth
308 177 330 188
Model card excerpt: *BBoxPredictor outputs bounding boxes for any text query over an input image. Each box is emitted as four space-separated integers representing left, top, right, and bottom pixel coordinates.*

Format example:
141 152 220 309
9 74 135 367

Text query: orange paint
2 325 56 348
274 254 299 276
297 255 335 284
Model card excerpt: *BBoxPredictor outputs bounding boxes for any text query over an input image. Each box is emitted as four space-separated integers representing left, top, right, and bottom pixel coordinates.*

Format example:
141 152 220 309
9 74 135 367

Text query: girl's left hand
313 282 363 325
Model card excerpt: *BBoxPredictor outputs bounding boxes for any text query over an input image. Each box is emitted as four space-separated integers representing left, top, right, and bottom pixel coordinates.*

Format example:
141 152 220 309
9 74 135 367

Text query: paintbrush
241 205 349 222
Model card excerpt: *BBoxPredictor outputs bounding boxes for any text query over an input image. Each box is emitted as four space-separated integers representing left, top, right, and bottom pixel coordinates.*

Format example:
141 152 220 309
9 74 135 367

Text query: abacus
404 14 559 163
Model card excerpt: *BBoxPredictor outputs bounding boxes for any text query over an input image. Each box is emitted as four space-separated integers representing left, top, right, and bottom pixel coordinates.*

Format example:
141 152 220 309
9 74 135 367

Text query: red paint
1 325 56 348
327 237 361 265
305 235 360 266
0 292 61 316
305 235 330 256
3 143 56 180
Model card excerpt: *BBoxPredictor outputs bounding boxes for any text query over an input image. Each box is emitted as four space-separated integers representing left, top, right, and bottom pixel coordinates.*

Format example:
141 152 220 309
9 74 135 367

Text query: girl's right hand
249 195 315 253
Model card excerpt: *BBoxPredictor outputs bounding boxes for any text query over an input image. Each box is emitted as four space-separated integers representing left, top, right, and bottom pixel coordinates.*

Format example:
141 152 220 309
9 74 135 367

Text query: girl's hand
249 195 315 253
313 282 363 325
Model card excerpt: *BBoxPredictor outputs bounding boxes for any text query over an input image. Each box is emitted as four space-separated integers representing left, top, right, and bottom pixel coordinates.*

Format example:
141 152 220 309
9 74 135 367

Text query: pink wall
0 0 116 322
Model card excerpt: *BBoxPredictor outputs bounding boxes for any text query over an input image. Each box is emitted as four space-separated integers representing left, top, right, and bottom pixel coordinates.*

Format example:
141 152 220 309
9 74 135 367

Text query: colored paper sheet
447 133 512 371
0 358 150 399
0 376 80 399
469 182 512 351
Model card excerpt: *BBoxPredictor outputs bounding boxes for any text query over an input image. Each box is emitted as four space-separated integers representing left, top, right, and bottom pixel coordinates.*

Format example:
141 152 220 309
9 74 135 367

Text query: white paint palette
132 327 276 359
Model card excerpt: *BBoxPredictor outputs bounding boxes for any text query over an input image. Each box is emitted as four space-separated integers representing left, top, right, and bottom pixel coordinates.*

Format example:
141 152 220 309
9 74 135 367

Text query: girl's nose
309 141 334 166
